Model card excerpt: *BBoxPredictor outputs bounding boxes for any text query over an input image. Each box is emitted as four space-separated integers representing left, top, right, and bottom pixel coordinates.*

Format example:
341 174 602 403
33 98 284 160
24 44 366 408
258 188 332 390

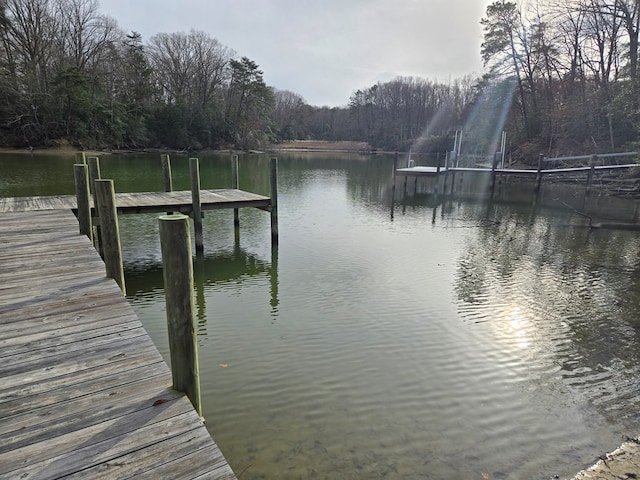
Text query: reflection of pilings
270 243 279 318
194 254 206 335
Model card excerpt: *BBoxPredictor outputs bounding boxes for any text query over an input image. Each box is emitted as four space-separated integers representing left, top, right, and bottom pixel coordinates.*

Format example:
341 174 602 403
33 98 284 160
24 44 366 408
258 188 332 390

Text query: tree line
1 0 639 161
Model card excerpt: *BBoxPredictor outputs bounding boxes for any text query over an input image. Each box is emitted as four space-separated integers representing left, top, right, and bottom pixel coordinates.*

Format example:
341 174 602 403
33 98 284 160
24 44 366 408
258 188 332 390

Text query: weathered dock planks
0 188 271 214
0 209 236 480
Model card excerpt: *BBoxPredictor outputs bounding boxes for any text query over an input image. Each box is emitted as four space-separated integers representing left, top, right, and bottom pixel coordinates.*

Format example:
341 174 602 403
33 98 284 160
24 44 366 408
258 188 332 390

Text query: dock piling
231 154 240 227
161 154 173 193
535 154 544 193
73 163 93 243
583 154 598 209
87 156 102 255
94 179 126 294
270 157 279 244
158 213 202 417
189 157 204 254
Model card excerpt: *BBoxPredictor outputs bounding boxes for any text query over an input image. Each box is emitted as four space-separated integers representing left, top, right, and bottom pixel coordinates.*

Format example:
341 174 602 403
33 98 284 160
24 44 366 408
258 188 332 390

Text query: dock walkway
0 188 271 214
0 208 236 479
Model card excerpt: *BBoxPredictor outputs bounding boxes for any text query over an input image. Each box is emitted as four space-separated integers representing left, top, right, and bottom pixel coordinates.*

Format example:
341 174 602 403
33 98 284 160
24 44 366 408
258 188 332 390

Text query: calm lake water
3 151 640 479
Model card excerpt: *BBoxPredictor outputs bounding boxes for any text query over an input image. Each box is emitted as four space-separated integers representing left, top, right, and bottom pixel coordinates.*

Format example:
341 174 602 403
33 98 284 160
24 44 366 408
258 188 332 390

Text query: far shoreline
0 140 381 157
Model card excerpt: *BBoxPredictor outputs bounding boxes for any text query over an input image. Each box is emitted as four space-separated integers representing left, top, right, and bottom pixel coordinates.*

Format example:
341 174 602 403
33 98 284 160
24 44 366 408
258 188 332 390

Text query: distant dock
394 152 640 208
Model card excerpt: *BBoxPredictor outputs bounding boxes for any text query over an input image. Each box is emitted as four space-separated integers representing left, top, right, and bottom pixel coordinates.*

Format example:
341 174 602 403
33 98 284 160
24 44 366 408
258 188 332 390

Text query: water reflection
126 239 278 328
452 203 640 433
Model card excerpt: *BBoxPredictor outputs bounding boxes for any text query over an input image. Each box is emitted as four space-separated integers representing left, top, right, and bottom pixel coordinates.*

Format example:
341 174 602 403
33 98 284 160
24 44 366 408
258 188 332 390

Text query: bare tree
147 29 232 108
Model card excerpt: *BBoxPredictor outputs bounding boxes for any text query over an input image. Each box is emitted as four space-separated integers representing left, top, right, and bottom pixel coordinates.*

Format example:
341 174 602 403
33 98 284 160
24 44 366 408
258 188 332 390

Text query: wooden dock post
434 153 442 196
94 179 126 295
73 163 93 243
161 154 174 215
490 152 498 198
442 151 449 195
231 154 240 227
161 154 173 192
535 154 544 193
583 154 598 209
189 157 204 254
270 157 279 244
158 213 202 417
87 156 103 255
391 152 398 215
75 151 87 164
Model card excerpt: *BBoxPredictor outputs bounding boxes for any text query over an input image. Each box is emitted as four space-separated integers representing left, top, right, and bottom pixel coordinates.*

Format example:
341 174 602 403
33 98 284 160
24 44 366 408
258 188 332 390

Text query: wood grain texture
0 209 236 479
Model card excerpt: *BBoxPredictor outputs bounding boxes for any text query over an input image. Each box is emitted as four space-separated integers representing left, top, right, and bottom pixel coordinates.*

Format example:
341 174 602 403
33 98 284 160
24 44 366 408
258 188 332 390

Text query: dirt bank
271 140 375 153
571 437 640 479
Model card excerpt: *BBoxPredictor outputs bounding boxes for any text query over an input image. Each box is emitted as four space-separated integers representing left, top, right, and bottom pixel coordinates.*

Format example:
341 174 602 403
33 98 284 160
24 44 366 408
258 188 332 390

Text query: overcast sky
98 0 494 107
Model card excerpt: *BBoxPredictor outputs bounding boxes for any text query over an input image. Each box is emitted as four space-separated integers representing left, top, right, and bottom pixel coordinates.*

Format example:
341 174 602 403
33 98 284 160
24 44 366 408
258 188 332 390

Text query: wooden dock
0 208 236 479
0 188 271 214
395 163 639 177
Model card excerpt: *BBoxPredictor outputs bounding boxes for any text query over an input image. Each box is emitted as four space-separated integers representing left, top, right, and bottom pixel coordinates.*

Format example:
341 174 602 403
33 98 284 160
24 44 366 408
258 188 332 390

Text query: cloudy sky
98 0 495 107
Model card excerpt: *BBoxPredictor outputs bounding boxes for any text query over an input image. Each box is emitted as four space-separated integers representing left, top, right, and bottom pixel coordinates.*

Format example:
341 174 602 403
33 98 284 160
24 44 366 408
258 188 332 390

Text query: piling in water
161 154 173 193
189 158 204 254
270 157 279 244
231 154 240 228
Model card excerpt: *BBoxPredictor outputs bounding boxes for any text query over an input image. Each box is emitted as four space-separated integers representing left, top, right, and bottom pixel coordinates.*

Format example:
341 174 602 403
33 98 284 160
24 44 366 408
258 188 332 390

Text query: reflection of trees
126 238 278 335
126 246 272 294
453 201 640 424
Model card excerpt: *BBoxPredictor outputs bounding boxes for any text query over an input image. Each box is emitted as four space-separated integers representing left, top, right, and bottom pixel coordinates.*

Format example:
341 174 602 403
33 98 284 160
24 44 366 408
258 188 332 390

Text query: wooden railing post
158 213 202 417
94 179 126 294
73 163 93 243
231 154 240 228
189 157 204 254
270 157 279 244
